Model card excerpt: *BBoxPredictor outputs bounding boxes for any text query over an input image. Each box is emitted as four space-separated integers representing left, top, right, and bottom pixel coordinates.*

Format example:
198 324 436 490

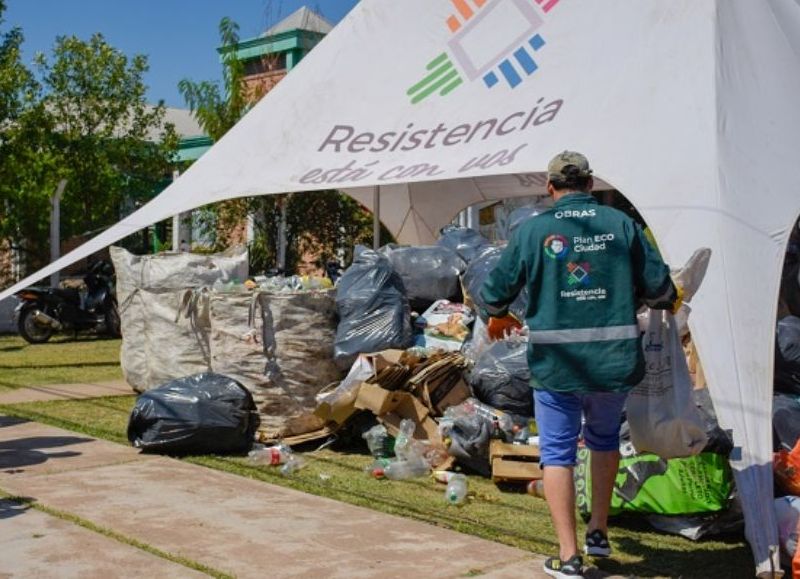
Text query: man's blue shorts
533 389 629 467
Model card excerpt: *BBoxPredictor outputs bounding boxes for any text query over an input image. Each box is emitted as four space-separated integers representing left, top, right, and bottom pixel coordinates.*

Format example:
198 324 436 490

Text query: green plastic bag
575 444 732 517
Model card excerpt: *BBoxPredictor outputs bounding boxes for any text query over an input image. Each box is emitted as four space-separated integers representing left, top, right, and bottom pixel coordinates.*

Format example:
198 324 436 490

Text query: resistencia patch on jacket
566 261 591 287
543 234 569 259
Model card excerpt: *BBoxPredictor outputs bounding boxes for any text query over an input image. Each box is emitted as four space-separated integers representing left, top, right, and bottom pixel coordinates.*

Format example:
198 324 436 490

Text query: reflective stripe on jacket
480 192 676 393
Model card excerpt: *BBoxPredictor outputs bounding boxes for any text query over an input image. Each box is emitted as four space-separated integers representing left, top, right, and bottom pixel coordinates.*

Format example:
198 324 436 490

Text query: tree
0 29 178 277
180 16 386 274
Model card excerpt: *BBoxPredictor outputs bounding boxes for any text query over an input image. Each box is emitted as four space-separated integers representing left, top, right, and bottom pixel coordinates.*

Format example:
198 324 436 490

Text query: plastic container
433 470 459 484
383 459 430 480
445 473 468 505
280 454 306 476
362 424 394 459
393 419 417 461
366 458 391 479
248 445 289 466
527 479 546 499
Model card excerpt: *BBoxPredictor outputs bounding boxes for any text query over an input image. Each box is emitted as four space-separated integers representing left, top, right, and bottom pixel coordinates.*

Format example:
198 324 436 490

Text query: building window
243 52 287 76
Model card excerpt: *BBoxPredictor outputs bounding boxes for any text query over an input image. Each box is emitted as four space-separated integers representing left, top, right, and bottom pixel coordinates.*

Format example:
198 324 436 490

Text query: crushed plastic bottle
365 458 391 479
445 473 468 506
393 419 417 461
383 458 430 480
527 479 545 499
248 444 290 466
433 470 459 484
280 454 307 476
362 424 394 459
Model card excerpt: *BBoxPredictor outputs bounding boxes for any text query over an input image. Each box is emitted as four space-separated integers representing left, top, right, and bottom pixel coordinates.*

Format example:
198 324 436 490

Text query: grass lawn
0 394 754 578
0 334 123 392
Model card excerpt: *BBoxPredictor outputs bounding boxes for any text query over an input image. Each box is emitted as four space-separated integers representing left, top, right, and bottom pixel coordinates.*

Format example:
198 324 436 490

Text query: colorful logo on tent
407 0 560 104
544 234 569 259
567 261 591 286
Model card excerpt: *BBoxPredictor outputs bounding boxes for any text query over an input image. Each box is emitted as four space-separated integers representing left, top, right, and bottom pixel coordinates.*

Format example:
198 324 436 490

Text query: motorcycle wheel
18 306 54 344
105 304 122 338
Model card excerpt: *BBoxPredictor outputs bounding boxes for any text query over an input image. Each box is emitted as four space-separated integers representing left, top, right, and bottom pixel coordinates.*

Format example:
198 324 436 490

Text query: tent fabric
2 2 798 573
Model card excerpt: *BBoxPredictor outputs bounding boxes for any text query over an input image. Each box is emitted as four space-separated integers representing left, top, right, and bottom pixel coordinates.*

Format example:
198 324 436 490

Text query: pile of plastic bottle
362 419 469 506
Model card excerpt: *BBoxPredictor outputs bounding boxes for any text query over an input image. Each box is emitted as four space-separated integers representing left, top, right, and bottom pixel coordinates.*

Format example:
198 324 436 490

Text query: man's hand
487 314 523 341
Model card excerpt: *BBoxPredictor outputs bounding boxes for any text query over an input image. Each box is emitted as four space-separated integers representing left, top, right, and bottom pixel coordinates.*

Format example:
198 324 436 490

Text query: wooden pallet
489 440 542 482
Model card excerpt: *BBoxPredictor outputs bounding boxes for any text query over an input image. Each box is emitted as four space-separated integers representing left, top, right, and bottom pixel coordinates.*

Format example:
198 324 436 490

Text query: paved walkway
0 380 132 405
0 415 552 578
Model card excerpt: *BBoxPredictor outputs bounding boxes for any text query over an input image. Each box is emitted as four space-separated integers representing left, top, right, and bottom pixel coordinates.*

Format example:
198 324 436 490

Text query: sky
4 0 360 108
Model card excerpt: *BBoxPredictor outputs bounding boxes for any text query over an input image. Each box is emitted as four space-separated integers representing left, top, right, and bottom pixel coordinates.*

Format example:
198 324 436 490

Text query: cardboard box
425 378 471 415
354 382 407 415
489 440 542 482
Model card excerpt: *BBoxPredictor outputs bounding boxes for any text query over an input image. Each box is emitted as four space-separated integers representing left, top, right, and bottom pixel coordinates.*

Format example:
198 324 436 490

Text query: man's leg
582 391 628 543
543 464 578 560
533 390 583 561
587 448 620 534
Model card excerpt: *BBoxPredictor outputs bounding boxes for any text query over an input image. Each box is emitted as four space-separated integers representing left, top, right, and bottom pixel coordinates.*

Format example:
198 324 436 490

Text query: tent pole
373 185 380 250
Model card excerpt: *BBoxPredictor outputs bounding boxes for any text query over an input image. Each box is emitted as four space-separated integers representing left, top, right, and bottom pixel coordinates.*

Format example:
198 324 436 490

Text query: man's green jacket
481 192 676 393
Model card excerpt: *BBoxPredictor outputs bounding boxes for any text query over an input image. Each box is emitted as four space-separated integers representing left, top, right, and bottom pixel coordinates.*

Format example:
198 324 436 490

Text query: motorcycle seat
53 288 81 304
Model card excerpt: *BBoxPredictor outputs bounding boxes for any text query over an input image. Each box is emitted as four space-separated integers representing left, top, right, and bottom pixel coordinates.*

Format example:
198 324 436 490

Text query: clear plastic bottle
432 470 459 484
383 458 430 480
362 424 394 459
393 419 417 461
365 458 391 479
445 474 468 506
248 445 289 466
527 479 546 499
280 454 306 476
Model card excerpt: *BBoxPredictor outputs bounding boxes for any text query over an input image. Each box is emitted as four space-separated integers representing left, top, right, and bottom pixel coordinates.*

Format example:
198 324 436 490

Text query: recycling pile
112 245 342 441
772 224 800 569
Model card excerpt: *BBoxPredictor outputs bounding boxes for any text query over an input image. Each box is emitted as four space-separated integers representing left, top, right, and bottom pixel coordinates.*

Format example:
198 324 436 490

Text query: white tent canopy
344 173 613 245
3 1 799 573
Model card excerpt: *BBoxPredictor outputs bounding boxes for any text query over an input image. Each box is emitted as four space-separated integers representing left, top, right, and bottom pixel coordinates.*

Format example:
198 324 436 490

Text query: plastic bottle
445 474 468 506
362 424 394 459
393 419 417 461
383 458 430 480
432 470 459 484
280 454 306 476
365 458 391 479
527 479 546 499
248 445 289 465
513 424 531 445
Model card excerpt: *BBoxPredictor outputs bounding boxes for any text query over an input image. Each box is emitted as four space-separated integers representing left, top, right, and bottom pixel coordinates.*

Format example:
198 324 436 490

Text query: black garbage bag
437 226 491 265
127 373 259 455
776 316 800 395
773 392 800 451
379 244 466 310
462 246 528 321
334 246 413 368
447 414 492 477
467 341 533 419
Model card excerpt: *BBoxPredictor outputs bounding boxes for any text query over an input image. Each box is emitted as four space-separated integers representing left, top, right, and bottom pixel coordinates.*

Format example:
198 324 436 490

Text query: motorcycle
14 260 121 344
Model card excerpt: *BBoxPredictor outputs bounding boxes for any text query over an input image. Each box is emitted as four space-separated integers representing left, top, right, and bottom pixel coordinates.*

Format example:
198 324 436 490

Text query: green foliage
0 22 178 276
178 17 249 142
180 17 389 274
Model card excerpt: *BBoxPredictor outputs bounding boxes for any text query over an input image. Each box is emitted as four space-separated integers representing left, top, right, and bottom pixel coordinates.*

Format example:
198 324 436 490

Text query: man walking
481 151 678 578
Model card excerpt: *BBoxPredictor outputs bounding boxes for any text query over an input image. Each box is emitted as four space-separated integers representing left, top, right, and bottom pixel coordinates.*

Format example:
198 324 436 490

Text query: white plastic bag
627 309 708 458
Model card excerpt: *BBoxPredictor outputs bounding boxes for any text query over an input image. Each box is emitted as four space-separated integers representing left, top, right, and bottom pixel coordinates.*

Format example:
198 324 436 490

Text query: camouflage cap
547 150 593 180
